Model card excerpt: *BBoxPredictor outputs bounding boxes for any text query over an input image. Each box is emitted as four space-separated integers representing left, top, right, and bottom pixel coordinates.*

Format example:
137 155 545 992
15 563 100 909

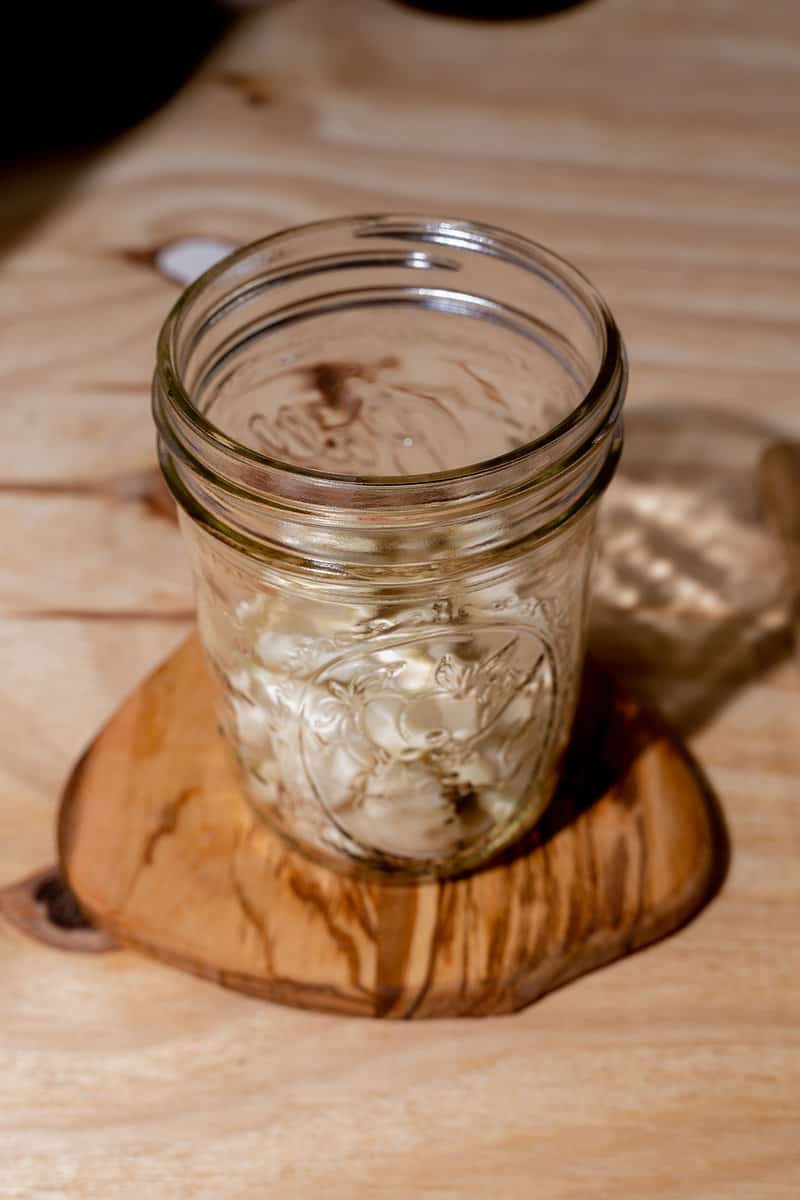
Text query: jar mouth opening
156 215 625 499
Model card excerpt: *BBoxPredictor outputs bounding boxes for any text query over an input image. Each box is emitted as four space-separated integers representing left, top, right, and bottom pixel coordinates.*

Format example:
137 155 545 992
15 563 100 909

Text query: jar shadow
484 656 728 903
485 406 792 889
589 405 792 737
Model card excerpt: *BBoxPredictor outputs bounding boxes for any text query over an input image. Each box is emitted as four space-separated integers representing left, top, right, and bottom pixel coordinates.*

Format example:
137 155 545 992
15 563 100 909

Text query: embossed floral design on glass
153 216 627 879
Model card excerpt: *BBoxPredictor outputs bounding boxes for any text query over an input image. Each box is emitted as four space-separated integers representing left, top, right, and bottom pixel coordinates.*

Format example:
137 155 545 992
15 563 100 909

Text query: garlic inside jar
210 590 567 871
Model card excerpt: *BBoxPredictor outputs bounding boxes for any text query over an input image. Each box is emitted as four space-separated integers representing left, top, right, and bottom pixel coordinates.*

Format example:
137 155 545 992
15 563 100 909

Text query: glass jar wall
154 215 626 879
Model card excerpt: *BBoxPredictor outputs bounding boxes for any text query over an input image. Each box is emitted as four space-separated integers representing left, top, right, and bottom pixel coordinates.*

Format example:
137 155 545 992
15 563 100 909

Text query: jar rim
155 214 626 502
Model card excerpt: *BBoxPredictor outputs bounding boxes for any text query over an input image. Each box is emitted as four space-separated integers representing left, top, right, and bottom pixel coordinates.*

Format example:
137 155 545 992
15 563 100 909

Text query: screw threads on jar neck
154 216 626 576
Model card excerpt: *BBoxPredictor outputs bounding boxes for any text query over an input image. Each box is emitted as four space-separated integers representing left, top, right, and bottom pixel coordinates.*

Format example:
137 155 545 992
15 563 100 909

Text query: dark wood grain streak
12 609 193 623
375 887 418 1017
59 635 726 1019
0 467 177 523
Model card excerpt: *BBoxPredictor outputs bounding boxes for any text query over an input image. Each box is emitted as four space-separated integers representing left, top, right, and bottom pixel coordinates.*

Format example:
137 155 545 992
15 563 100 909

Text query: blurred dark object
1 3 232 161
396 0 590 17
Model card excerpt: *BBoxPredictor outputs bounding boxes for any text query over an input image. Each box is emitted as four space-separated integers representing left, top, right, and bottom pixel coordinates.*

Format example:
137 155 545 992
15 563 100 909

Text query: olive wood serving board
59 635 725 1019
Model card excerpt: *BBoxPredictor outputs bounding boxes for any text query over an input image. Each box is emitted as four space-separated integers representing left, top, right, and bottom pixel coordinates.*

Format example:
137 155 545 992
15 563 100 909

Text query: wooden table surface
1 1 798 1195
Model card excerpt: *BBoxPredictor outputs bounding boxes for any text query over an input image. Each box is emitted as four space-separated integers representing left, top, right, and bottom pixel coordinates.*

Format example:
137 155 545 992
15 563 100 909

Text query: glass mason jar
153 215 626 880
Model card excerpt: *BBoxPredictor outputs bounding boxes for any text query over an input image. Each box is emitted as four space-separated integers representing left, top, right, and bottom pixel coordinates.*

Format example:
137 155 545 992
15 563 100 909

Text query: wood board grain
59 636 724 1019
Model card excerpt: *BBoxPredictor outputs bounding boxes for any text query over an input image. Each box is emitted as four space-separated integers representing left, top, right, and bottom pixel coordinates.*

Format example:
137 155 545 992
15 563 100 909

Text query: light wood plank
1 0 798 1195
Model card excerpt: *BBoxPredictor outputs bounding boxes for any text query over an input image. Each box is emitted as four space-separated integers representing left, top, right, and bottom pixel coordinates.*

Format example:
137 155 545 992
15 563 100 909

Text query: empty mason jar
153 215 626 879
